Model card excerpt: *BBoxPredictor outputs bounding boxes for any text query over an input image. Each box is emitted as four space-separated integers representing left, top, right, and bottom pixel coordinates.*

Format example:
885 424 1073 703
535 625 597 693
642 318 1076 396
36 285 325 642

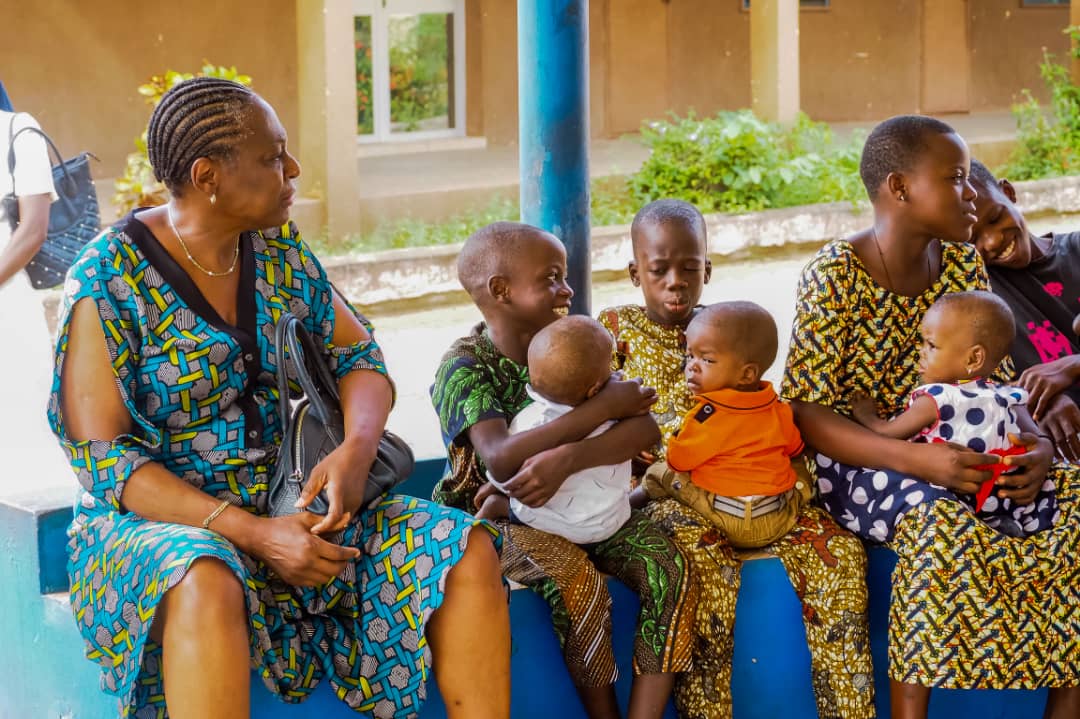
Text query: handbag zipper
291 405 307 481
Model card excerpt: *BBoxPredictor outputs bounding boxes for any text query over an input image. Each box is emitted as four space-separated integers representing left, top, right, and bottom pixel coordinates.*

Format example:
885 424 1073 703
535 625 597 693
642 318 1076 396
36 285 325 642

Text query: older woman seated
50 77 509 719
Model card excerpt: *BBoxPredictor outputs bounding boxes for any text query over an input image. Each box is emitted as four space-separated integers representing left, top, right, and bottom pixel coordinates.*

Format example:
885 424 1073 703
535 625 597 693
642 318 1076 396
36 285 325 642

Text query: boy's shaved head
457 221 556 300
931 291 1015 365
692 301 778 370
528 316 614 406
859 115 958 201
631 199 707 253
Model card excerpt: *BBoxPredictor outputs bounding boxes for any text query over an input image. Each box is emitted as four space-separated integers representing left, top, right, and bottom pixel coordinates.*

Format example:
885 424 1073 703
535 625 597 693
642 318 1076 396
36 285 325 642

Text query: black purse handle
8 116 72 191
274 312 342 431
7 114 97 216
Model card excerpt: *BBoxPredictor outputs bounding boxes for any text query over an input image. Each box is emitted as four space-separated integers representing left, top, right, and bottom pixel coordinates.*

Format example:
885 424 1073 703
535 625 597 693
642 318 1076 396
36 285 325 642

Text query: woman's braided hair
147 76 257 195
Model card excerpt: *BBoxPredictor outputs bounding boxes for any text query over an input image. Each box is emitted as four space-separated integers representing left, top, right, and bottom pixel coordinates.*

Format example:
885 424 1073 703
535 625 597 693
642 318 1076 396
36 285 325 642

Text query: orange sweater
667 382 804 497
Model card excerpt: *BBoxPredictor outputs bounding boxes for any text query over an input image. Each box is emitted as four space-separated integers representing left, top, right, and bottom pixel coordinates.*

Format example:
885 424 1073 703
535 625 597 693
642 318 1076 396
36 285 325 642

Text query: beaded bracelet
202 500 232 530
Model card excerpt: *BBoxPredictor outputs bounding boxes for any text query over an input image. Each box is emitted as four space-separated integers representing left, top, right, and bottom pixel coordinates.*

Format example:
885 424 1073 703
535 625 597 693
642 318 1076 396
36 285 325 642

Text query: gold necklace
871 228 931 294
166 203 239 278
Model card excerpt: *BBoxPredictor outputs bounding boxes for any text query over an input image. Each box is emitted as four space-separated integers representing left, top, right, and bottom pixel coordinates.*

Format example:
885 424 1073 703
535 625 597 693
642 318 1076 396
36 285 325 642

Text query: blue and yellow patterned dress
782 239 1080 689
48 212 494 718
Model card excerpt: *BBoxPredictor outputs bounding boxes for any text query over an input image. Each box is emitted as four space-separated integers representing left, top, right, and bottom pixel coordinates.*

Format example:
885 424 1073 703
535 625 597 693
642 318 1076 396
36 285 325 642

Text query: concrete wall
4 0 1070 171
970 0 1071 111
668 0 752 119
2 0 299 179
464 0 611 143
465 0 1072 142
800 0 922 120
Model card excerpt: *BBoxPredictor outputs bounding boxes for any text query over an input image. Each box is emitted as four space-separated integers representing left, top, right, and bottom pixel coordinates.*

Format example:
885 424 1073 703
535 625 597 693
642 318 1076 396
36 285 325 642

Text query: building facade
2 0 1073 232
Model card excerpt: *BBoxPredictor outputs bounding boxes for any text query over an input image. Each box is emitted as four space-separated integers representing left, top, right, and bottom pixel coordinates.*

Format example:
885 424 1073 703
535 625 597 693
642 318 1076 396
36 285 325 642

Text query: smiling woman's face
969 178 1034 269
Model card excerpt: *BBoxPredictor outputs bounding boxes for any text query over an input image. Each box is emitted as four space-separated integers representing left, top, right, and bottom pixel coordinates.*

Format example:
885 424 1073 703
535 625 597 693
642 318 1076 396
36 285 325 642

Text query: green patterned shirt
429 323 532 510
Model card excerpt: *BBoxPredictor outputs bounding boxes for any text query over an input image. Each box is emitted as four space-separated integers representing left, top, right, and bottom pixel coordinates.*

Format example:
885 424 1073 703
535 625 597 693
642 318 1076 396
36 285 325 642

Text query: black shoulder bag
267 312 414 518
3 114 100 289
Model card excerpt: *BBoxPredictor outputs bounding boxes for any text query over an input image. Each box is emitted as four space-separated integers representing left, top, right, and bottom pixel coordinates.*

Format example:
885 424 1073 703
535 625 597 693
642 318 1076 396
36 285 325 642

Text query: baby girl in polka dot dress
852 290 1060 537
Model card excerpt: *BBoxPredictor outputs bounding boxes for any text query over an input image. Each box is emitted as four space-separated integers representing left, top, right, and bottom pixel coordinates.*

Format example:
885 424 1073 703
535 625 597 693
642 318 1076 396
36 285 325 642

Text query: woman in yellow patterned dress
781 115 1080 718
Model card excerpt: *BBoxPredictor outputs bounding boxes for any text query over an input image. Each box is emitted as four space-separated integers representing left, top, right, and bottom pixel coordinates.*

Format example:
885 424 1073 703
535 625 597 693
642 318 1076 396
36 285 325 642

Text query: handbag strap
6 115 81 218
9 124 75 196
274 312 342 430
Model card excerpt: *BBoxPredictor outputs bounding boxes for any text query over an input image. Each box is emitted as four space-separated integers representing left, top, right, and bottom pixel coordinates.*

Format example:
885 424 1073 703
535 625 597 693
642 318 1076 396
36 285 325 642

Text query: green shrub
1001 26 1080 180
628 110 865 213
113 63 252 214
313 111 866 256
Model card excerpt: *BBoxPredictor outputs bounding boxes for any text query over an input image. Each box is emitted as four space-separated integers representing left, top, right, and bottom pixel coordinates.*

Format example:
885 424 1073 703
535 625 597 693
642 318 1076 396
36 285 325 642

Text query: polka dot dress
819 380 1059 540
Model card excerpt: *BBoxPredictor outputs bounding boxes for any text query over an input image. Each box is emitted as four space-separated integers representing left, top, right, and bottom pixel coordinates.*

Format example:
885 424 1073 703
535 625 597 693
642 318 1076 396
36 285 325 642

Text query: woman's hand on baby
1037 394 1080 462
997 433 1053 506
592 372 657 419
910 442 995 495
297 438 375 535
253 512 361 587
501 444 574 508
1020 357 1080 420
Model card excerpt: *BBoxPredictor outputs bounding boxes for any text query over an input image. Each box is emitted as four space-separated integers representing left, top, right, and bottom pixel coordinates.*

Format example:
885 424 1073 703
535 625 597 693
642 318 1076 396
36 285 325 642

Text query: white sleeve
8 114 57 201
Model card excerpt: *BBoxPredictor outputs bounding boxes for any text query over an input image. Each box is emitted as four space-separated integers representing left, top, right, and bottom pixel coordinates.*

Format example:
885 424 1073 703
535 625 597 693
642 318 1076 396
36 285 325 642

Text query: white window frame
354 0 467 143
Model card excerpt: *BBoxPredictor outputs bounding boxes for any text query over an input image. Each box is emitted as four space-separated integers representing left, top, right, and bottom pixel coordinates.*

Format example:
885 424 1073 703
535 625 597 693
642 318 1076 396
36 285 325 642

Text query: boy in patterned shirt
598 200 876 719
430 221 697 719
598 199 712 463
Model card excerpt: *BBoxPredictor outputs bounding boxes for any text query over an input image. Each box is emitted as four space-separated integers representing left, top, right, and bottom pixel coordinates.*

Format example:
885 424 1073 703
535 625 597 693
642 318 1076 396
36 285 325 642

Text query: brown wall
922 0 971 114
465 0 611 144
799 0 922 120
2 0 298 179
8 0 1069 171
970 0 1070 111
668 1 751 118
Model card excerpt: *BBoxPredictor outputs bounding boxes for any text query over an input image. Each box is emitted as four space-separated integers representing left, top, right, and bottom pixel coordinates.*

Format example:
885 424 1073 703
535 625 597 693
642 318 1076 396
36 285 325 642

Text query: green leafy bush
313 110 866 256
113 63 252 214
628 110 865 213
1001 26 1080 180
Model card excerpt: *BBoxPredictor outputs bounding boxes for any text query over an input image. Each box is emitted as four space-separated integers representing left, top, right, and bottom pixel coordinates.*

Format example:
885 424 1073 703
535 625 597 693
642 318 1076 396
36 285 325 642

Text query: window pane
355 15 374 135
388 13 454 134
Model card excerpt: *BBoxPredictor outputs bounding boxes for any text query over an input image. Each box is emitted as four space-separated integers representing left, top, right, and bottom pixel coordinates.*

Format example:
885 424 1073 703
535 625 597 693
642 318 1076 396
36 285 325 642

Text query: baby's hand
631 450 658 480
473 481 503 512
592 372 658 419
849 392 879 427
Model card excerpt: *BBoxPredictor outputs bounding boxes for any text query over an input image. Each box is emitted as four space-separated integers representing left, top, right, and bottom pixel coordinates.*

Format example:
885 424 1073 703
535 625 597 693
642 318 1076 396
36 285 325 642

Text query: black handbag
3 114 100 289
267 312 414 518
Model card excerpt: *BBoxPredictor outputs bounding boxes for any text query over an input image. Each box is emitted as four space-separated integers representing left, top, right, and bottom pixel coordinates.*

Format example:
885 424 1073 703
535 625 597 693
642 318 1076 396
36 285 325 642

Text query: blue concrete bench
0 459 1046 718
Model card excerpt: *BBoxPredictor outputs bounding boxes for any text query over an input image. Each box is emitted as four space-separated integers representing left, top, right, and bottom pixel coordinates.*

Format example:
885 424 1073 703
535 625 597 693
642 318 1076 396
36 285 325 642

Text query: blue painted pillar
518 0 591 315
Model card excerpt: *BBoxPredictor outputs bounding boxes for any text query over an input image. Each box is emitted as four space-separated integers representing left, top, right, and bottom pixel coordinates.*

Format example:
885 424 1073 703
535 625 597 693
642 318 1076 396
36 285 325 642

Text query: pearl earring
210 193 217 206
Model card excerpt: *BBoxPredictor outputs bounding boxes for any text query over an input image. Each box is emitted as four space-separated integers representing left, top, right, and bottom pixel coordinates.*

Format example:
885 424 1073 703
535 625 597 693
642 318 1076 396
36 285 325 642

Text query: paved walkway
356 110 1019 224
357 135 651 199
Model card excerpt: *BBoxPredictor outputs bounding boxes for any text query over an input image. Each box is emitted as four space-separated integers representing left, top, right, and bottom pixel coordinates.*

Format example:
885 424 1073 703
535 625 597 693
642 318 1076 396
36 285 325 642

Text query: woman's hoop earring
210 193 217 206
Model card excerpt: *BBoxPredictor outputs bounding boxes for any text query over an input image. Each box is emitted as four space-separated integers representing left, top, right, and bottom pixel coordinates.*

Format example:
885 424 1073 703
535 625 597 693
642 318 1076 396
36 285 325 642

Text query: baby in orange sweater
630 301 812 548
